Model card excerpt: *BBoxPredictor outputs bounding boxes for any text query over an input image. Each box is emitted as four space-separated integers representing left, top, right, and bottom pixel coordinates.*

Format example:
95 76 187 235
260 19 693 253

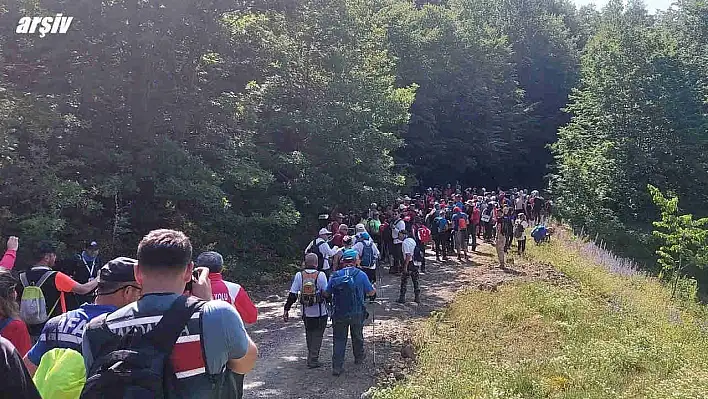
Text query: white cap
318 228 332 235
355 223 366 233
399 204 406 210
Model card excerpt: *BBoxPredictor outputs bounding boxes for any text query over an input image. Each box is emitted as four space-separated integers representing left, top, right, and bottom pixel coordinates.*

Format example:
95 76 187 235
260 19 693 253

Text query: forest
0 0 706 285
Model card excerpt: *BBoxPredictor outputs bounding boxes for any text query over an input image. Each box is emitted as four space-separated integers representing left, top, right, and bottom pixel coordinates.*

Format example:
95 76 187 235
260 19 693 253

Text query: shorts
360 267 377 284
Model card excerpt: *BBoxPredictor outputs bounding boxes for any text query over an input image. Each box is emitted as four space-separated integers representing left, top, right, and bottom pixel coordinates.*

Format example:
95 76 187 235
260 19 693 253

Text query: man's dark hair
137 229 192 271
35 241 57 262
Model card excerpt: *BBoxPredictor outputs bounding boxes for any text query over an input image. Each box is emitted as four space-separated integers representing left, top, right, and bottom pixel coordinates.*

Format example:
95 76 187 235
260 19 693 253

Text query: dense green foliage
551 0 708 275
649 184 708 299
1 0 706 284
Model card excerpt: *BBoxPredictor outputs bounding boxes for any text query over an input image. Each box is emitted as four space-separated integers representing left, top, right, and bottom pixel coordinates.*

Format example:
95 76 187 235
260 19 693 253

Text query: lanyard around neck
81 255 97 276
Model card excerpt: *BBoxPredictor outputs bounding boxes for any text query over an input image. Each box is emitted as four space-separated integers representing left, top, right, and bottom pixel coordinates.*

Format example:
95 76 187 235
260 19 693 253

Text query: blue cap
360 232 370 240
342 249 358 261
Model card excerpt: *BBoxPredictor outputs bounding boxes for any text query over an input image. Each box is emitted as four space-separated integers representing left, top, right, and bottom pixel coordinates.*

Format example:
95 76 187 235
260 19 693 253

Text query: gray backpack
19 271 58 325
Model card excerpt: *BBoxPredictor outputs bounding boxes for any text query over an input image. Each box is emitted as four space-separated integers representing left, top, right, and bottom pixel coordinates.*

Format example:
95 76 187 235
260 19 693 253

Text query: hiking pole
372 259 378 369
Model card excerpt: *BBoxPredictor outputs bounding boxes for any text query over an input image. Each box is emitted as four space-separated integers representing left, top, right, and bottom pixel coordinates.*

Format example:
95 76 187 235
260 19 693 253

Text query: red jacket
471 208 481 225
208 273 258 324
0 249 17 270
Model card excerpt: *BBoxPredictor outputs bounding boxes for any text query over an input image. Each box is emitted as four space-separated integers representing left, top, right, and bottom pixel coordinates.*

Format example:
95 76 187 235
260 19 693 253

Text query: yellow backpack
33 348 86 399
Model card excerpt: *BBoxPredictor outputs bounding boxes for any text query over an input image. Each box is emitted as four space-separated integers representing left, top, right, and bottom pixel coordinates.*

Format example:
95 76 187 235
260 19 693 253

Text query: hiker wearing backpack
366 212 382 248
481 202 494 242
433 209 449 261
332 235 355 272
23 257 140 389
196 251 257 396
501 207 515 253
515 214 529 255
468 200 480 252
413 218 431 273
396 230 421 304
391 211 407 275
18 242 98 340
1 336 41 399
81 229 258 399
452 207 470 262
196 251 258 325
0 269 31 357
283 253 329 369
324 249 375 376
305 228 338 278
353 233 380 292
379 216 392 265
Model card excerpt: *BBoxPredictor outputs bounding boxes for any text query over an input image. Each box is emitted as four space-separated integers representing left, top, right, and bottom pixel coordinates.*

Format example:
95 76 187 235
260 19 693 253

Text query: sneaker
332 369 343 376
396 297 405 304
307 361 321 369
355 354 367 365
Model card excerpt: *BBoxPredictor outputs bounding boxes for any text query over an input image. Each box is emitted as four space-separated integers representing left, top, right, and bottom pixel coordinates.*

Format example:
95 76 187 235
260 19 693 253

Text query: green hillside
373 228 708 399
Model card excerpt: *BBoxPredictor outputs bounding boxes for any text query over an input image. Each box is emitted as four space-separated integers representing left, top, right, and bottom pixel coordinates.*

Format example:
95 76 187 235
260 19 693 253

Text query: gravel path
241 242 561 399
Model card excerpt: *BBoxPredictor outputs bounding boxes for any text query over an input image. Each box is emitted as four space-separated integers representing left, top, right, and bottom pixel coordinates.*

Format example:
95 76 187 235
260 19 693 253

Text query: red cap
453 207 461 212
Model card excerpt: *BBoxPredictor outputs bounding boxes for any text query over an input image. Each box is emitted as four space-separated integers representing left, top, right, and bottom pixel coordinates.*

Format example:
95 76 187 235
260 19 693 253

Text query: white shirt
392 219 406 244
289 269 329 318
515 220 529 239
515 197 524 210
352 239 380 269
304 238 337 270
402 237 417 259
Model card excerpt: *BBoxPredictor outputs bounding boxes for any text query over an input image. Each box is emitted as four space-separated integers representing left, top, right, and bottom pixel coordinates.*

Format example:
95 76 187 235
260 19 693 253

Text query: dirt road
242 242 561 399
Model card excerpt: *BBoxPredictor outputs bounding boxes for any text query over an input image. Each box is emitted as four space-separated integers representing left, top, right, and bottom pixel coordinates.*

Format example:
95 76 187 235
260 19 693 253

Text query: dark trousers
433 234 447 259
484 222 493 240
332 314 366 370
504 235 513 252
399 265 420 300
391 243 403 273
469 224 477 250
382 240 393 263
304 316 328 365
517 238 526 254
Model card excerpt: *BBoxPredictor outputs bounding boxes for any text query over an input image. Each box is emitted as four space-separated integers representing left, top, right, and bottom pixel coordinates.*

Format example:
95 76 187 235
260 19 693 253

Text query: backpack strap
146 295 205 354
19 272 29 287
36 270 57 288
0 318 13 333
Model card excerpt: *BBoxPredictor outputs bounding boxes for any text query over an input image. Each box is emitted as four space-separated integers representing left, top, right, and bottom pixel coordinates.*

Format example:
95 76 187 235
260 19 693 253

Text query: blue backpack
329 268 362 319
436 217 448 234
360 242 375 268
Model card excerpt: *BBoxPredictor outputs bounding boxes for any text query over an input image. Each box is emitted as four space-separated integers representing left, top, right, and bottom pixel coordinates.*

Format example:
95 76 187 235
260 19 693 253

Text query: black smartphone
185 270 200 292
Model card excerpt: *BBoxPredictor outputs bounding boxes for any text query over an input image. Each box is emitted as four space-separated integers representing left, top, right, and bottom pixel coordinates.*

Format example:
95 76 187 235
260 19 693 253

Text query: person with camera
81 229 258 398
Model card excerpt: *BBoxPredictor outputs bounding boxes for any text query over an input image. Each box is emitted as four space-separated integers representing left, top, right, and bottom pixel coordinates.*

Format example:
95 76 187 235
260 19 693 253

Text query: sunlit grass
372 232 708 399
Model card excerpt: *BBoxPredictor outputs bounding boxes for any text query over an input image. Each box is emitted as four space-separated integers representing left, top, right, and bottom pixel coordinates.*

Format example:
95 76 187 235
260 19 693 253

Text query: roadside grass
372 234 708 399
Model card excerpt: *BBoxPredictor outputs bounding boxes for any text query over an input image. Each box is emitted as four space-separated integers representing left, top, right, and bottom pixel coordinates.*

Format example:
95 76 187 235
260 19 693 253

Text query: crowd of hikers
289 184 553 376
0 183 553 398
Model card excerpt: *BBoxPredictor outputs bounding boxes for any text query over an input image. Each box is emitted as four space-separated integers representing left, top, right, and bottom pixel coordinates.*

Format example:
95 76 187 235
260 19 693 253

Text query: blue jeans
332 313 366 370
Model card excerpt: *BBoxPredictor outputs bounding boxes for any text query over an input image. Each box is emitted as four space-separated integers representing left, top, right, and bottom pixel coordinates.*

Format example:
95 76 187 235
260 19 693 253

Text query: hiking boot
396 296 406 304
414 294 421 304
332 368 343 376
355 354 367 365
307 360 321 369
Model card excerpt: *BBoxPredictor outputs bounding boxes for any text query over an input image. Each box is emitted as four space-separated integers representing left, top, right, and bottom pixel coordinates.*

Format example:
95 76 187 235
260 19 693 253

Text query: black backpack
80 296 205 399
306 239 325 270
